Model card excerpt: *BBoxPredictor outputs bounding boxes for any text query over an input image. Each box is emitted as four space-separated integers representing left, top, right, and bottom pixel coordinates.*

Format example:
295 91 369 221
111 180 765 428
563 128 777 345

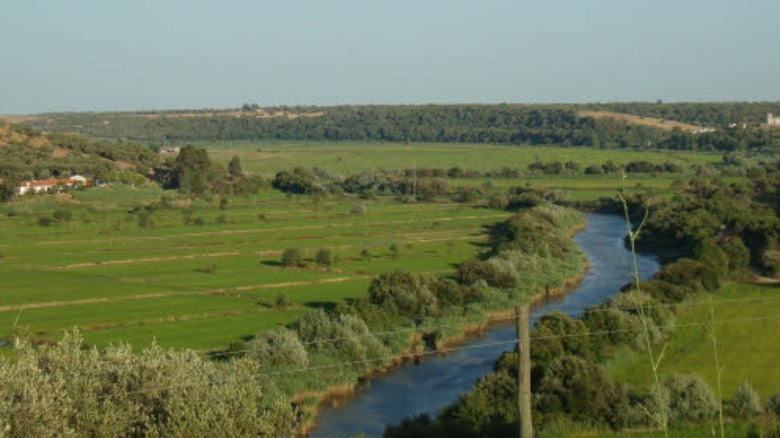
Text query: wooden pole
516 304 533 438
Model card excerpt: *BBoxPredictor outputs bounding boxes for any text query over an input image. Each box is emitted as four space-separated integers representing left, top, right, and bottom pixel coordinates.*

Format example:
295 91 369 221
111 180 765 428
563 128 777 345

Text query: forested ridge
583 101 780 128
23 103 780 152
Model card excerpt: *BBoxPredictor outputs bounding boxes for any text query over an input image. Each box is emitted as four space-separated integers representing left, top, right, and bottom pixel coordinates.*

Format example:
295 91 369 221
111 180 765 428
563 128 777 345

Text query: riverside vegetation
0 105 779 437
384 164 780 437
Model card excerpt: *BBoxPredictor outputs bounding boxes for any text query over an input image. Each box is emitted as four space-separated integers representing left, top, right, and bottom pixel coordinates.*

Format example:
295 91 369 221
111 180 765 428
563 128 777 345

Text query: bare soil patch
578 110 709 132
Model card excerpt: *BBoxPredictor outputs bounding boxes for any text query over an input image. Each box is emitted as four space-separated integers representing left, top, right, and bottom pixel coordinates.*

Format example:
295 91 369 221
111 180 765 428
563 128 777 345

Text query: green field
606 283 780 397
204 141 723 177
0 189 510 351
0 143 735 352
203 141 730 202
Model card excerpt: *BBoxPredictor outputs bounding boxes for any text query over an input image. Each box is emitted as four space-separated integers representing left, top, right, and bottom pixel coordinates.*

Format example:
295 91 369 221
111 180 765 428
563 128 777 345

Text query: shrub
274 293 292 309
37 216 54 227
536 355 629 429
0 330 296 437
531 312 592 367
314 248 334 267
368 270 439 317
663 374 717 424
53 209 72 222
768 391 780 417
727 381 762 419
350 204 367 216
247 327 308 367
455 260 516 288
281 248 303 267
138 213 154 229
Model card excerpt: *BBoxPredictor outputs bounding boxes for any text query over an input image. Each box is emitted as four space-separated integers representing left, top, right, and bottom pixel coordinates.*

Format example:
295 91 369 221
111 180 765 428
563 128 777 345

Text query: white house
17 175 91 195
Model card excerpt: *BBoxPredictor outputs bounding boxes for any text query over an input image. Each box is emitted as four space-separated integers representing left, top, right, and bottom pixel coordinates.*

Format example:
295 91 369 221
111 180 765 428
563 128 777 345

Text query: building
768 113 780 126
159 146 181 155
17 175 90 195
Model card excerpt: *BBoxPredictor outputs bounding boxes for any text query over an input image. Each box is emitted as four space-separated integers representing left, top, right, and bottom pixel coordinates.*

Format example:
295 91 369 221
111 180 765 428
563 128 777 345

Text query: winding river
311 213 661 438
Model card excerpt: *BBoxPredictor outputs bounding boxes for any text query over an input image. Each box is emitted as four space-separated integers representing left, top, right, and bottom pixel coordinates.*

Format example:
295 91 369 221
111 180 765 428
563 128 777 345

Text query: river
311 213 661 438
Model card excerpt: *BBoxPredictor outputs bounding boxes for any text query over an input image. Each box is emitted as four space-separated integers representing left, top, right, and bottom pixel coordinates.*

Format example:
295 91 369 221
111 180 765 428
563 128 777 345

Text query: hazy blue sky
1 0 778 114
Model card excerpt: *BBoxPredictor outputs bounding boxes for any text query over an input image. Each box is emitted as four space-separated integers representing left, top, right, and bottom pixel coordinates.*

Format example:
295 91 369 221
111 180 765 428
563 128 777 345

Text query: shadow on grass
305 301 339 313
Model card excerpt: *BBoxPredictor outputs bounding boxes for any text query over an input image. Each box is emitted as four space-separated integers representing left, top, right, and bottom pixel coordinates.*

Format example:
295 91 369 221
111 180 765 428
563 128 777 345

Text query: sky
1 0 779 114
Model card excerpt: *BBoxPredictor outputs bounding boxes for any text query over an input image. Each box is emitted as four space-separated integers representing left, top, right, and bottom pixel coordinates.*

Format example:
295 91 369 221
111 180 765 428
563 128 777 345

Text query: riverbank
299 214 591 436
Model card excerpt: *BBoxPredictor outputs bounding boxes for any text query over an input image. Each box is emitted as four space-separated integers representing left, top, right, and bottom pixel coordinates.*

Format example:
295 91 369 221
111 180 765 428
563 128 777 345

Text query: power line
205 293 780 360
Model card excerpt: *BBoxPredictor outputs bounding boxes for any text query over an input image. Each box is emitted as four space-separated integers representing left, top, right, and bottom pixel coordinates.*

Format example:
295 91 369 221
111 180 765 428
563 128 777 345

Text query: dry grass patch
578 110 709 132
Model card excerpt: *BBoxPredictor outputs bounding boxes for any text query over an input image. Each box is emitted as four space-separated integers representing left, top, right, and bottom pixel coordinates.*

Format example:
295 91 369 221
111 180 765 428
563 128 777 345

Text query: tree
314 248 334 267
174 145 212 196
536 355 629 429
228 155 243 177
0 181 15 203
247 327 308 367
281 248 303 267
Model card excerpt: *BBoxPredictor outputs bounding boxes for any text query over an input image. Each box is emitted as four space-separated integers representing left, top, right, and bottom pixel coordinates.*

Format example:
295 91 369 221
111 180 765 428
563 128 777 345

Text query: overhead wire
2 312 780 414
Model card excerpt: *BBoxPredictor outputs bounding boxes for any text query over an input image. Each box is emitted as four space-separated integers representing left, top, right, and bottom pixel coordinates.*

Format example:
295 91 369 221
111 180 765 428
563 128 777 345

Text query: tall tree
175 145 211 196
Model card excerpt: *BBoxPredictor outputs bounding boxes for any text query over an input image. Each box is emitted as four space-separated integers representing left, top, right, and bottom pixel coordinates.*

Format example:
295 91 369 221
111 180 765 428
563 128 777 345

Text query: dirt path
0 277 358 313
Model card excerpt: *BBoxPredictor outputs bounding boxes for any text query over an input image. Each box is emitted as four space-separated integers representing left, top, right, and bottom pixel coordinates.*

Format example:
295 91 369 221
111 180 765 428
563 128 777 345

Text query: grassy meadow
606 282 780 397
0 142 733 352
202 141 724 176
0 189 508 351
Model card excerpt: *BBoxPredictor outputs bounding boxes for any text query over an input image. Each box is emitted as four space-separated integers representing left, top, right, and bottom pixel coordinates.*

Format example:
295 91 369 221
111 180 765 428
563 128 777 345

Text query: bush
350 204 367 216
455 260 516 288
247 327 308 367
368 270 439 317
53 209 72 222
531 312 592 367
281 248 303 267
37 216 54 227
768 391 780 417
536 355 629 429
727 381 762 419
663 374 718 424
274 293 292 309
314 248 334 267
0 330 296 437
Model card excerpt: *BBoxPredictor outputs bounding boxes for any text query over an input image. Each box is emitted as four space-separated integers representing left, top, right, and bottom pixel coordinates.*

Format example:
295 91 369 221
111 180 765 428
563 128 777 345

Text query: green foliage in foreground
0 331 296 438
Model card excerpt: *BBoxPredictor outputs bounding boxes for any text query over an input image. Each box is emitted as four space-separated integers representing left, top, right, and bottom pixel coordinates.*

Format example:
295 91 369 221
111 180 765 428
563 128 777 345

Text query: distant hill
17 102 780 152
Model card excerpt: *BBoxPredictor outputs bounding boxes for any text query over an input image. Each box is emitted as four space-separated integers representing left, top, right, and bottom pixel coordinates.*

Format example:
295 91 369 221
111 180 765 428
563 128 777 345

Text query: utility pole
516 304 533 438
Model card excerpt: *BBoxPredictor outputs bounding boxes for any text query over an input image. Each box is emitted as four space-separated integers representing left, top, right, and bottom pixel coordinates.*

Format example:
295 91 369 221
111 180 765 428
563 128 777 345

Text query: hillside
20 103 780 152
0 121 158 183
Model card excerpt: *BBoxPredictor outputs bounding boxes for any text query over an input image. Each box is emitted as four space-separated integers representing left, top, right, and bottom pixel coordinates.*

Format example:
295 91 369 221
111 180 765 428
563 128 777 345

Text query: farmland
0 142 745 354
203 141 723 176
0 189 511 351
